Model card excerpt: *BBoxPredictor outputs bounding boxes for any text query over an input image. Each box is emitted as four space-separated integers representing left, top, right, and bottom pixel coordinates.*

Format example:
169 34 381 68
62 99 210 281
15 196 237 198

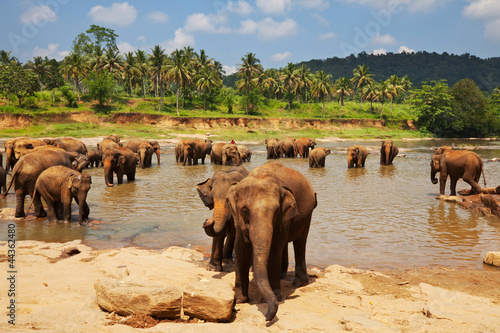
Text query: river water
2 138 500 270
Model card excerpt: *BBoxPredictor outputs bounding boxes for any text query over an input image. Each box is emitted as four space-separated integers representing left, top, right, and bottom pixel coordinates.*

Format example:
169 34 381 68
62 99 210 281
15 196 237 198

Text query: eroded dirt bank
0 111 416 131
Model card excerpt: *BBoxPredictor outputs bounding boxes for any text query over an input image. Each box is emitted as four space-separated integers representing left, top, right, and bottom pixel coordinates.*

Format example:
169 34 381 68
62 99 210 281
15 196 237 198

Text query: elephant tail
482 165 487 187
25 188 37 215
2 168 18 199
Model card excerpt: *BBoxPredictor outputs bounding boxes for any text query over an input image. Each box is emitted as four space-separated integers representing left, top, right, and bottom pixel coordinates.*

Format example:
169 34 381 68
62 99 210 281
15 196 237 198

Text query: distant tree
296 65 313 103
220 87 236 113
149 45 166 97
0 64 38 107
134 50 149 97
0 50 19 65
195 66 222 110
362 82 380 111
102 46 123 74
377 80 394 119
61 53 87 102
122 52 141 96
311 70 333 118
280 62 299 109
387 75 403 115
411 80 454 137
333 76 354 117
71 25 119 57
236 52 263 114
165 49 192 115
351 64 374 111
25 56 51 90
84 71 114 107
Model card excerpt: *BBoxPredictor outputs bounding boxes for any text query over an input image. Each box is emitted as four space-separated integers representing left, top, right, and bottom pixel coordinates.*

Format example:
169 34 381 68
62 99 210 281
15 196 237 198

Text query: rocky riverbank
1 240 499 333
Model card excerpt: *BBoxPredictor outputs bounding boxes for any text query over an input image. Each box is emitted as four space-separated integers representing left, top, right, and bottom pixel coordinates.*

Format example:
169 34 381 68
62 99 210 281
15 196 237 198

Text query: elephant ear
196 178 214 209
281 186 298 222
117 154 126 166
67 174 75 189
226 185 241 231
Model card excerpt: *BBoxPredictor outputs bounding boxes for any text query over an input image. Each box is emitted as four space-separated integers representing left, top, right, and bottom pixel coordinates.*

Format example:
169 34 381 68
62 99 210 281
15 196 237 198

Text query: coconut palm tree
122 52 141 96
165 49 193 115
149 45 166 97
236 52 263 114
195 66 222 110
351 64 374 111
135 50 149 97
377 80 393 119
25 56 51 90
400 75 413 101
361 82 380 111
212 60 225 80
102 46 123 74
61 52 87 102
296 65 312 103
387 75 403 116
311 70 333 118
280 62 299 109
0 50 18 65
333 76 354 117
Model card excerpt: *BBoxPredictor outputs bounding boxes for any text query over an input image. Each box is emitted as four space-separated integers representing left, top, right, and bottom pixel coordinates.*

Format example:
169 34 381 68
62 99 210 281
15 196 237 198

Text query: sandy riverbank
1 240 499 333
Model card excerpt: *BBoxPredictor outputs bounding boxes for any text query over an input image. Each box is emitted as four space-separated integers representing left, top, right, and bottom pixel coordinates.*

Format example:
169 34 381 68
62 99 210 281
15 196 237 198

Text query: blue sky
1 0 499 74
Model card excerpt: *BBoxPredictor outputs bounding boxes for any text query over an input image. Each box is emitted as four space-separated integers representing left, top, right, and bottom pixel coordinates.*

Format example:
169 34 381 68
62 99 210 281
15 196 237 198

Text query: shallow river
2 138 500 270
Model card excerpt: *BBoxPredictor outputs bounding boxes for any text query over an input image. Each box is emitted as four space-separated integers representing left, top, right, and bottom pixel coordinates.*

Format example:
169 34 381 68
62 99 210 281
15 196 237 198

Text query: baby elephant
309 147 331 167
29 166 92 224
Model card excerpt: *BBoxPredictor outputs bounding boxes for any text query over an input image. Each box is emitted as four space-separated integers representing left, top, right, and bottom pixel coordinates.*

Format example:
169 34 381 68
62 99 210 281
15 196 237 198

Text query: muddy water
2 139 500 270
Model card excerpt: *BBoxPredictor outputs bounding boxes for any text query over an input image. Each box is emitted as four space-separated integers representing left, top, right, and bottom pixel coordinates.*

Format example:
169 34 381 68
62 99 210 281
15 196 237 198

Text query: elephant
6 138 46 169
148 140 161 165
211 143 242 166
16 145 67 158
122 138 145 153
237 145 252 162
294 137 316 158
44 137 87 155
280 137 296 158
175 140 197 166
0 166 6 195
430 150 486 196
97 138 120 153
86 148 102 167
197 165 249 272
194 139 213 164
347 144 368 168
104 134 120 143
380 140 399 165
2 149 89 218
137 142 154 168
434 145 453 155
309 147 331 167
204 162 317 321
28 166 91 224
102 147 137 187
265 138 281 159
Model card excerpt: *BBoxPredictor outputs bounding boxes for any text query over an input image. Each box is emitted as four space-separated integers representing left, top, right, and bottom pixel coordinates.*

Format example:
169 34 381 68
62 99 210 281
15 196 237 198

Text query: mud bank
0 111 416 131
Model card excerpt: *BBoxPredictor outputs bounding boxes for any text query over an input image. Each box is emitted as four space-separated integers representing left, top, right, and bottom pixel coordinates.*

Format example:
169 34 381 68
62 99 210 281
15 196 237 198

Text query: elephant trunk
251 227 278 322
431 169 438 184
155 149 160 165
139 153 145 169
203 199 228 236
77 193 87 224
103 163 114 187
384 145 391 165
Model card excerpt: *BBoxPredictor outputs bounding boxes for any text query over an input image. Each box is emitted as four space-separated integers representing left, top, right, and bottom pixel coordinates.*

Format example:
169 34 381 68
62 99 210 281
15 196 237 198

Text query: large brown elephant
430 150 486 196
2 149 89 218
294 137 316 158
86 148 102 167
102 147 137 187
204 162 317 321
97 138 120 153
137 142 154 168
279 137 296 158
265 138 281 159
380 140 399 165
237 145 252 162
194 139 213 164
44 137 87 155
197 165 249 272
347 144 368 168
148 140 161 165
175 140 197 165
211 143 242 166
309 147 331 167
9 138 46 167
29 166 91 224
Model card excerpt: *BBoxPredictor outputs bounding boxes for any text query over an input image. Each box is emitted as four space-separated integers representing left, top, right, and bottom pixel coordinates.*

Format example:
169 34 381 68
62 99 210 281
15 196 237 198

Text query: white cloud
20 5 58 24
398 45 415 54
223 65 238 75
88 2 137 27
147 11 169 23
370 48 387 55
238 18 298 40
339 0 450 13
312 13 330 27
184 13 230 34
270 51 293 61
136 35 146 42
371 33 396 45
297 0 330 10
117 42 135 54
162 28 195 53
463 0 500 41
32 43 68 60
256 0 292 15
319 32 338 40
227 0 254 15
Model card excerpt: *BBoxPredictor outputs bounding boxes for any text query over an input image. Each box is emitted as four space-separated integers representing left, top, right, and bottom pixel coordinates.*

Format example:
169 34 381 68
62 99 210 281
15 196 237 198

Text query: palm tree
280 62 299 109
195 66 222 110
296 65 312 103
165 49 192 115
236 52 263 114
25 56 51 90
387 75 403 116
61 53 87 102
102 46 123 74
261 69 278 99
333 77 354 117
122 52 141 96
149 45 166 97
135 50 149 97
212 60 225 80
400 75 413 101
311 70 333 118
351 64 374 111
361 82 380 111
377 80 393 119
0 50 18 65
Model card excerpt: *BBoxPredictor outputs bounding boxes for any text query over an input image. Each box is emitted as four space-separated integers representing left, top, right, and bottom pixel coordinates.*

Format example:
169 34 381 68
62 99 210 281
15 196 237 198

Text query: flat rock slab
483 252 500 267
93 247 234 322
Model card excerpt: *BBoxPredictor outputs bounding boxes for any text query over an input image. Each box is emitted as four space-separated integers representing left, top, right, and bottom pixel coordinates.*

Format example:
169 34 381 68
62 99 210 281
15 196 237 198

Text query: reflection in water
1 140 500 270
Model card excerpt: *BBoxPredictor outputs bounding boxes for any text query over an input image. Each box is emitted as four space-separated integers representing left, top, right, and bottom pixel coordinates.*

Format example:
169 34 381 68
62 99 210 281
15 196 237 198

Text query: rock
436 195 463 203
93 247 234 322
483 252 500 267
480 195 500 217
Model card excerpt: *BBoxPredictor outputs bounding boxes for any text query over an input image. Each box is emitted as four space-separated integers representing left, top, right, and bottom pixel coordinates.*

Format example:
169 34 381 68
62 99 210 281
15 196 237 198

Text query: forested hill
224 52 500 91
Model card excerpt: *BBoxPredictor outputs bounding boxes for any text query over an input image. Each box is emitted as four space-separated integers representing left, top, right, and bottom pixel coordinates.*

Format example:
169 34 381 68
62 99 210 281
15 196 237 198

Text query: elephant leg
207 236 224 272
63 198 72 223
15 189 26 218
234 231 251 304
127 170 136 182
222 232 235 261
292 222 311 287
46 200 59 222
32 192 47 218
116 170 124 184
268 241 284 302
463 175 482 194
449 176 458 196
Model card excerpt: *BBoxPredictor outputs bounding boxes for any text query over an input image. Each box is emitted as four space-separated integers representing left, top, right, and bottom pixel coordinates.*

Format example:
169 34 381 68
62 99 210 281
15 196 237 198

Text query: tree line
0 25 500 138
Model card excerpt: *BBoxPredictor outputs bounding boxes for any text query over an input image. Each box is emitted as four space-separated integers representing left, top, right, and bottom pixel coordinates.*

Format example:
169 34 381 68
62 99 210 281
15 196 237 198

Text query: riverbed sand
1 240 499 333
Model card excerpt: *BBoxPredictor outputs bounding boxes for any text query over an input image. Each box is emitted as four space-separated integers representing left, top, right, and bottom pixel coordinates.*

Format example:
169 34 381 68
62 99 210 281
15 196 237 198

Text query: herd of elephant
0 135 160 225
0 134 488 322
